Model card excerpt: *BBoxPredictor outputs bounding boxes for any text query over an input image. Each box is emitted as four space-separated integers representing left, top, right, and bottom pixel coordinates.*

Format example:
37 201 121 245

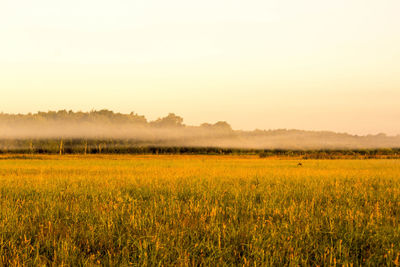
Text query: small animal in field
297 162 303 167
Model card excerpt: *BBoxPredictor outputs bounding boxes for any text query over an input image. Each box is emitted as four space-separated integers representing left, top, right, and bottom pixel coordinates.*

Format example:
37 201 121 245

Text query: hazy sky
1 0 399 135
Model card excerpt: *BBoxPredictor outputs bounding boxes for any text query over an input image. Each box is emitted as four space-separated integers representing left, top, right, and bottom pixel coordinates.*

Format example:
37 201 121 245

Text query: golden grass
0 155 399 265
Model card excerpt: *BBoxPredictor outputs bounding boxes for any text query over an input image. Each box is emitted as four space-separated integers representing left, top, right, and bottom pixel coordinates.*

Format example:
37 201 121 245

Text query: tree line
0 110 232 130
1 110 400 150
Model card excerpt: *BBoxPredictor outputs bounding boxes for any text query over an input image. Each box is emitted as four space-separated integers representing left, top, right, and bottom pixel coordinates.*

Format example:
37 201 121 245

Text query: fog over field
1 110 399 149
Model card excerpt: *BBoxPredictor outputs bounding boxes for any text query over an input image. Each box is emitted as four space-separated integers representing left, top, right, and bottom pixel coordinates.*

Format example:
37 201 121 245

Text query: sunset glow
1 0 399 134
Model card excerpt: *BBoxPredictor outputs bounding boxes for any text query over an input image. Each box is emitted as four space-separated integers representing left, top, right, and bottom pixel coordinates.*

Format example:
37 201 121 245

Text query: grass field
0 155 399 266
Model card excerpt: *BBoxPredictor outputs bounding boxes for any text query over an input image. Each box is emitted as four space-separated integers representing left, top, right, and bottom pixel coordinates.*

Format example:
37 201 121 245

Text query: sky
1 0 399 135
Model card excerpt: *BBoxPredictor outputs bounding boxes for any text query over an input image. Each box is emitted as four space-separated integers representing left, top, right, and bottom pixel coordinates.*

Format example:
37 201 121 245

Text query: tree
201 121 232 131
151 113 184 128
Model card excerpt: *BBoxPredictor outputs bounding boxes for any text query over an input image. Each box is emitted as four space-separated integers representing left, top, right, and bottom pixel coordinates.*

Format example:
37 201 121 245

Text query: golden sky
1 0 399 135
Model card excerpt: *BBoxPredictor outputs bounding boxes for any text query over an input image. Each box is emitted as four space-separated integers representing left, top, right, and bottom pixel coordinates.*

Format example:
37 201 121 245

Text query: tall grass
0 155 399 265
